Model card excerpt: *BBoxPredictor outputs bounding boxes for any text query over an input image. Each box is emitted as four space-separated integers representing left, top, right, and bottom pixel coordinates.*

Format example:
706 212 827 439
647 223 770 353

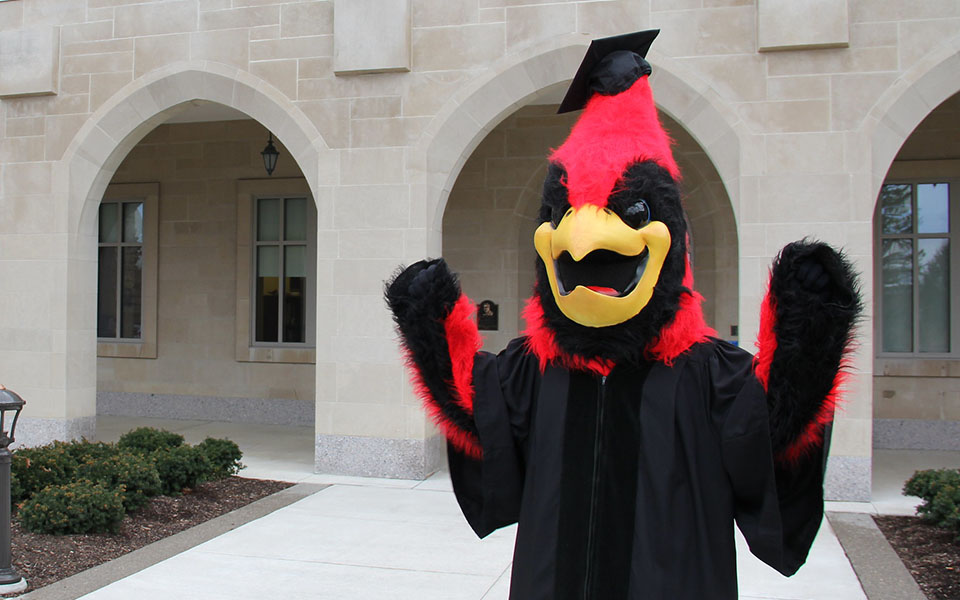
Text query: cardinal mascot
385 30 861 600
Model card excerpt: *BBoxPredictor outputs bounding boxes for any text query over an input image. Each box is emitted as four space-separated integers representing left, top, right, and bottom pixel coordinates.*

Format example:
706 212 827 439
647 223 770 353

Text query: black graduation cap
557 29 660 114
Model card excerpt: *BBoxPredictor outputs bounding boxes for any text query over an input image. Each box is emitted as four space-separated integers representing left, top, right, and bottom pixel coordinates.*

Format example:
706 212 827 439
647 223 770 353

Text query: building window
98 201 144 339
235 179 316 364
97 183 159 359
877 179 956 356
254 196 309 344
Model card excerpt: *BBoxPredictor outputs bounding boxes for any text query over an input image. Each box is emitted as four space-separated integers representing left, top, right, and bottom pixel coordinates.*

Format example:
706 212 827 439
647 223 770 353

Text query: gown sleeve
447 338 540 538
711 341 826 576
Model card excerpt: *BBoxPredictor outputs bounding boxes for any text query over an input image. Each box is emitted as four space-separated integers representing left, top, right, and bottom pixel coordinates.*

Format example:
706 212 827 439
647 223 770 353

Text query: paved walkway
46 416 953 600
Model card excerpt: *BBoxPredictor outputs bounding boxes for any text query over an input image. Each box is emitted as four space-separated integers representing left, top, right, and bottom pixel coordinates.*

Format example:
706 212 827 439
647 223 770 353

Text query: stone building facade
0 0 958 501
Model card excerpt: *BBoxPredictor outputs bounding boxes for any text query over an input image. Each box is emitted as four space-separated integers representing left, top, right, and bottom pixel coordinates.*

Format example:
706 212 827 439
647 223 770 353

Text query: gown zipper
583 374 607 599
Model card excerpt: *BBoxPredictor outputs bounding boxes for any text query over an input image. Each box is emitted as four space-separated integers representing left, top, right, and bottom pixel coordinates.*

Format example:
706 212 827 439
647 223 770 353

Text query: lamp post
261 132 279 176
0 385 25 594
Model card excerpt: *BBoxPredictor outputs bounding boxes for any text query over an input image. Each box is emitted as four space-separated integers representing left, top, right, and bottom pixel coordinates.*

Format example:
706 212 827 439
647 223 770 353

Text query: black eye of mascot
385 29 861 600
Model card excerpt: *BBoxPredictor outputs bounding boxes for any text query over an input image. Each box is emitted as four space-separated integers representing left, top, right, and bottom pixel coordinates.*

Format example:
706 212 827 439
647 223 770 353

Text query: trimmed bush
152 445 211 495
10 472 22 505
903 468 960 541
12 428 245 536
197 437 244 480
12 444 79 504
19 480 125 535
76 452 162 510
118 427 185 454
59 440 120 464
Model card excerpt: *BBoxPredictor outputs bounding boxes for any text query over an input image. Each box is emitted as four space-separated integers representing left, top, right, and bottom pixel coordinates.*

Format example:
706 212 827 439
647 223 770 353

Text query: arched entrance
416 36 746 255
54 62 330 473
863 41 960 501
420 36 744 355
442 105 739 349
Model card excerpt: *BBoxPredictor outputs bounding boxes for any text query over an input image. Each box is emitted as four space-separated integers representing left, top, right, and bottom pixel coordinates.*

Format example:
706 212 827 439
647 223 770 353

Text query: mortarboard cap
557 29 660 114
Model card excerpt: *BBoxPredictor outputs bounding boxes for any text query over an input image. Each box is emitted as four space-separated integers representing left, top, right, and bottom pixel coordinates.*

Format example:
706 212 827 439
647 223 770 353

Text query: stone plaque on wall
758 0 849 52
0 25 59 98
477 300 499 331
333 0 410 75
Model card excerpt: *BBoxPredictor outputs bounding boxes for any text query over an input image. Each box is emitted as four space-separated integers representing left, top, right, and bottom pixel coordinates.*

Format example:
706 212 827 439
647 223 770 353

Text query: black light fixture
0 385 25 593
261 132 279 176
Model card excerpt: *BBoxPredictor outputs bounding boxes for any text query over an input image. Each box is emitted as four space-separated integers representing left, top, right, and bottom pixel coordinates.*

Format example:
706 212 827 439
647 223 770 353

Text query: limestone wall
0 0 957 488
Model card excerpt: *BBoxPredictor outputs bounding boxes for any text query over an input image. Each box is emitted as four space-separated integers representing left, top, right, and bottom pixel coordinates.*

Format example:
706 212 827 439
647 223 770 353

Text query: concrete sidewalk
23 416 948 600
36 473 862 600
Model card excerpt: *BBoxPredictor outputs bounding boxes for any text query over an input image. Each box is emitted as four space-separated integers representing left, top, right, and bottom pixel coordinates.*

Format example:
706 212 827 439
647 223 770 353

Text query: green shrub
152 445 210 495
903 468 960 541
58 439 120 464
18 480 125 535
12 444 79 503
197 437 244 480
76 452 162 510
10 472 22 505
118 427 185 454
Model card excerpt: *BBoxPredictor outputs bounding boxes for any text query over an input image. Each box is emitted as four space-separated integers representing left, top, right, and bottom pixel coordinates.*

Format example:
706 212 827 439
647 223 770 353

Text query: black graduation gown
447 337 825 600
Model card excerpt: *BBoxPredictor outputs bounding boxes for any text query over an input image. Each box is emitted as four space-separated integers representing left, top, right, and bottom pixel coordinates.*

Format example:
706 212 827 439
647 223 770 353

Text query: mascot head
526 30 713 367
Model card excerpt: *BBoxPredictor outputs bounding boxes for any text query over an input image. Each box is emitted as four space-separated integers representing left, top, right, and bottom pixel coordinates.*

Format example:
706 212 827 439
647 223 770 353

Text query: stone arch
417 34 747 255
59 60 328 237
55 61 329 436
860 37 960 204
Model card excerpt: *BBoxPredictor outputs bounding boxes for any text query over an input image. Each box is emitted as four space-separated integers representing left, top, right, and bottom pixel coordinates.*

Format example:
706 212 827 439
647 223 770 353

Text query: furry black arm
385 259 479 443
762 240 862 460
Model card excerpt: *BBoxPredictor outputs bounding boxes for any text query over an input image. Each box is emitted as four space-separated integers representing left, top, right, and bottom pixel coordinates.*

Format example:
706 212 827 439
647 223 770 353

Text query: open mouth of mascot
555 248 649 297
534 204 671 328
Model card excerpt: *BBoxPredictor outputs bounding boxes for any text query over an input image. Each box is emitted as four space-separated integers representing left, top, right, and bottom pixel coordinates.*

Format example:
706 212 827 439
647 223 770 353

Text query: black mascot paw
772 240 858 309
385 258 462 328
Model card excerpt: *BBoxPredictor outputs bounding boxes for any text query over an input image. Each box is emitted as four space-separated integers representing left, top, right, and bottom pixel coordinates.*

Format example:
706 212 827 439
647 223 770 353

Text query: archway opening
92 101 318 476
872 91 960 454
56 63 329 477
442 102 738 351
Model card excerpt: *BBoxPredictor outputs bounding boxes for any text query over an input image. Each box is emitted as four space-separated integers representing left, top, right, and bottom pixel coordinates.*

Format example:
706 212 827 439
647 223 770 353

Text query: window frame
874 167 959 361
235 178 316 364
96 182 159 359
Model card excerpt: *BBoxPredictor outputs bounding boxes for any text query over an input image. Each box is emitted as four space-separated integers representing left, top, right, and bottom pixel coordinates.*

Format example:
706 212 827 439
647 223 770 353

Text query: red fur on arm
403 294 484 460
445 295 483 415
779 370 849 464
752 287 777 390
753 278 854 464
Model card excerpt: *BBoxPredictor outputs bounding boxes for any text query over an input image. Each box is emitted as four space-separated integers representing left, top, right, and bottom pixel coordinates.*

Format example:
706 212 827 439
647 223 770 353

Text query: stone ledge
14 416 96 449
97 391 314 427
826 455 872 502
874 419 960 451
826 512 926 600
314 433 443 480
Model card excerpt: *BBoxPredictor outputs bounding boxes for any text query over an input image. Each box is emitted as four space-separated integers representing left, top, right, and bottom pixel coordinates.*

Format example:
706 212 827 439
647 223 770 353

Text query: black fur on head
535 160 691 364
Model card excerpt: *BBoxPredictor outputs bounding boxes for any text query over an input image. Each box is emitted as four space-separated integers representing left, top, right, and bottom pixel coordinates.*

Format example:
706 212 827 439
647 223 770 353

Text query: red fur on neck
550 77 680 210
522 257 714 372
644 257 716 365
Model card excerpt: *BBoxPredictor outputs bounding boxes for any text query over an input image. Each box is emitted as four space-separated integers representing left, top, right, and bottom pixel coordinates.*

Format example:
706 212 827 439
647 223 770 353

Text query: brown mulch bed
874 515 960 600
7 477 292 596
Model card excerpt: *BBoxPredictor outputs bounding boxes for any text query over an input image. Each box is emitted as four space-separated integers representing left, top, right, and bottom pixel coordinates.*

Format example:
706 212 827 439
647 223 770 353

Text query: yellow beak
534 205 671 328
